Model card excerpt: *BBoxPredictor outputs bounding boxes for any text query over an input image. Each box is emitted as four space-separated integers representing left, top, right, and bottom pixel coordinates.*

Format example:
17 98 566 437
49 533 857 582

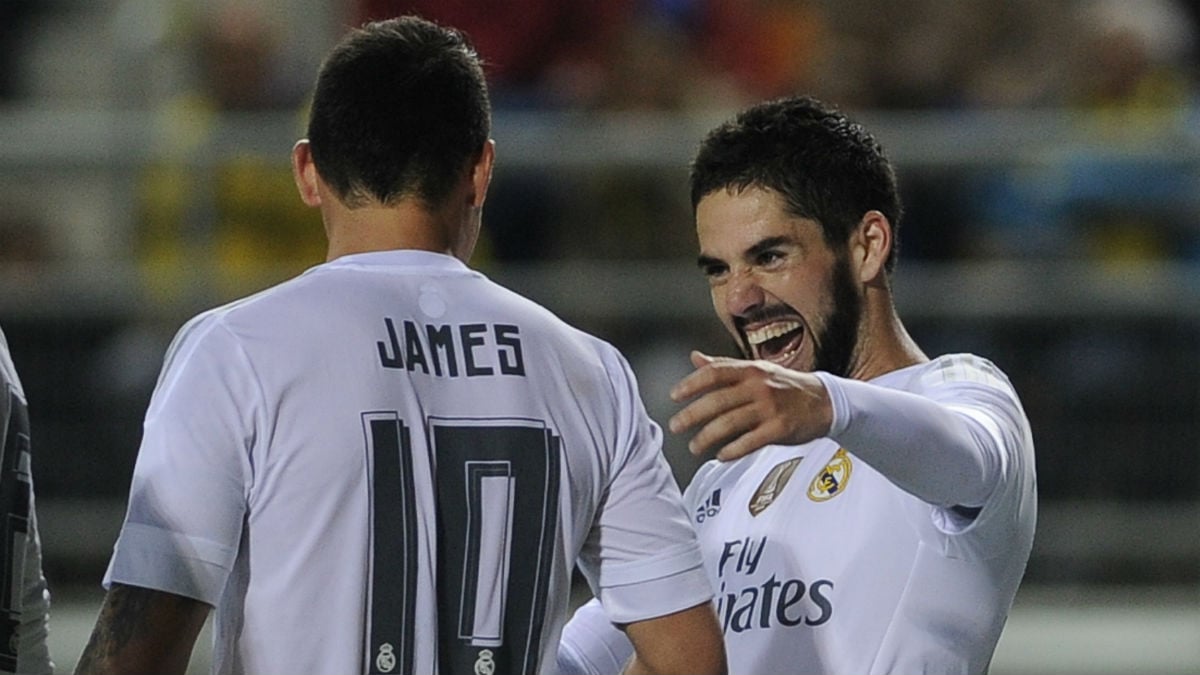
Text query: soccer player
0 326 53 675
75 17 725 675
557 96 1037 675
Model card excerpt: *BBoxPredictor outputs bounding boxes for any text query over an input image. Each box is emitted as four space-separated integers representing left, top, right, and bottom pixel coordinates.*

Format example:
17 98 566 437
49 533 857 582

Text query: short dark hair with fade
306 16 491 208
690 96 903 271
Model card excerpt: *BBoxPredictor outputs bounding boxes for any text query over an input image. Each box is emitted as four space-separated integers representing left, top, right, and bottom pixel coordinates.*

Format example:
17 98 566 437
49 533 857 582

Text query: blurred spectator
555 8 724 260
1066 0 1195 125
698 0 827 102
193 4 303 112
967 0 1200 263
811 0 1077 110
1063 1 1200 265
358 1 633 108
956 0 1081 109
136 3 323 298
351 0 1200 266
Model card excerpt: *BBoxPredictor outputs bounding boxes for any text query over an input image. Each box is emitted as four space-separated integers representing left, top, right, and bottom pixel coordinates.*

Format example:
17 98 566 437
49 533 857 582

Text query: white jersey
105 250 710 675
560 354 1037 675
0 327 52 675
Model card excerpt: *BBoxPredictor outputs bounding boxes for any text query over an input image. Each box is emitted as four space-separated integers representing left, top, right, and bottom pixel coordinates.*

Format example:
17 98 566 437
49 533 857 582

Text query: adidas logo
695 488 722 523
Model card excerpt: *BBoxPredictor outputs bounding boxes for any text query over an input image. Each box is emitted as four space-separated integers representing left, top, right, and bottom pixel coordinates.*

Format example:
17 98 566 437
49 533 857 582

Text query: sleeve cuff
593 542 712 624
103 522 236 606
814 371 850 437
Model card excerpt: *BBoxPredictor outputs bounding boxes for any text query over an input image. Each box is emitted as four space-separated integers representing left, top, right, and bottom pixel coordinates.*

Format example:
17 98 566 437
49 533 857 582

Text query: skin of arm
620 602 727 675
74 583 210 675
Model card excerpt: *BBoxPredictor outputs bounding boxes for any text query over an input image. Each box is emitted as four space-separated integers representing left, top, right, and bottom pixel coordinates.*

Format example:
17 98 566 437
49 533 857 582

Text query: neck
322 197 462 262
846 285 927 381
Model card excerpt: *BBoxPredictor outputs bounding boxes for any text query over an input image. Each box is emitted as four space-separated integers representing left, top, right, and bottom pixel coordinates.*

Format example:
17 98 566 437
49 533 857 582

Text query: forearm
75 584 209 675
815 372 1003 507
622 602 726 675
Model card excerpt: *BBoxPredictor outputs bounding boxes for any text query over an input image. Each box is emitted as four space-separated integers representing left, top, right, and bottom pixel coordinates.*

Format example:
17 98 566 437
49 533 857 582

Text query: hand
669 350 834 461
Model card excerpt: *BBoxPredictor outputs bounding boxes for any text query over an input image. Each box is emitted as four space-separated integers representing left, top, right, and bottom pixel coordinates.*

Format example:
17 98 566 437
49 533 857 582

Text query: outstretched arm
74 583 209 675
671 351 1015 509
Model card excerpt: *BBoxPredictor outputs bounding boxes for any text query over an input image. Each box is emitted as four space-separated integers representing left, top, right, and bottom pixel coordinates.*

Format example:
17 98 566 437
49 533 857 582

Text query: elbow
946 452 994 509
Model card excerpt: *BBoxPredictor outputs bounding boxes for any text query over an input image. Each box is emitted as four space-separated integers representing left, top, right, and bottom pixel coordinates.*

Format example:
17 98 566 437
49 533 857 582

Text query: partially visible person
356 0 630 105
137 3 324 299
75 16 724 675
0 326 53 675
558 96 1037 675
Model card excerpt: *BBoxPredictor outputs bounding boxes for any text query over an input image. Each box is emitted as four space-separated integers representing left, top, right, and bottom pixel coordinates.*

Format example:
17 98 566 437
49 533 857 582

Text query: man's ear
291 140 322 207
468 139 496 209
852 210 891 284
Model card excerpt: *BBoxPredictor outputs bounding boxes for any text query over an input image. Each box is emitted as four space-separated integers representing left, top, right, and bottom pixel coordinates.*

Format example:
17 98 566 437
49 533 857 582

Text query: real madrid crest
808 448 852 501
747 457 803 516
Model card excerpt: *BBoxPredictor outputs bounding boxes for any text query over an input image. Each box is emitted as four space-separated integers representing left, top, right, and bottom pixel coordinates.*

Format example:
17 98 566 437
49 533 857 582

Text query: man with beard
557 96 1037 675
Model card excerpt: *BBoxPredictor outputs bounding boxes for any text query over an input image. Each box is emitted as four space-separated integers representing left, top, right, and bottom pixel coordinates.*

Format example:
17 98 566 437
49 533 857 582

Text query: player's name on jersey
376 317 525 377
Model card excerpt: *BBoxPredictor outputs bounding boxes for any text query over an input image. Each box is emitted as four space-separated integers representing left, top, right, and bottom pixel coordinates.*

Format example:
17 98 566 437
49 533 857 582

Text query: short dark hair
690 96 903 271
306 16 491 208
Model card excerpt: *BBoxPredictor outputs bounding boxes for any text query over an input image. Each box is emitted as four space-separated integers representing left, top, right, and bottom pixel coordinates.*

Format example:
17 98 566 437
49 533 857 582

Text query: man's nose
724 269 765 318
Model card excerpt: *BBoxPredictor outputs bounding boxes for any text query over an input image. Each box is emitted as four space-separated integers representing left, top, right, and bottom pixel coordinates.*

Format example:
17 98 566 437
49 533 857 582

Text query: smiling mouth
744 320 805 362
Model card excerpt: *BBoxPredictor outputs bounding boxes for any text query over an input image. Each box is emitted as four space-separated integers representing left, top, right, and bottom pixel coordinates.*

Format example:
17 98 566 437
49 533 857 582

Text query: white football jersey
0 327 52 675
561 354 1037 675
105 250 710 675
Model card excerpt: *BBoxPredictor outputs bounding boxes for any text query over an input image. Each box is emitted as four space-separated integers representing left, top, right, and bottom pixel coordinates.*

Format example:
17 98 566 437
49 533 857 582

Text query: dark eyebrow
697 235 795 269
745 236 792 259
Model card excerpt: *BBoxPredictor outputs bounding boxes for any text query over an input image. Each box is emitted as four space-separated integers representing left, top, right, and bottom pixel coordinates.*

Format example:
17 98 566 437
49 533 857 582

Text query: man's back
106 250 710 674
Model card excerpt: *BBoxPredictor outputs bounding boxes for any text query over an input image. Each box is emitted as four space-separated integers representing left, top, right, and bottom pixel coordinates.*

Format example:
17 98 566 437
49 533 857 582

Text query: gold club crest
808 449 853 501
748 457 803 516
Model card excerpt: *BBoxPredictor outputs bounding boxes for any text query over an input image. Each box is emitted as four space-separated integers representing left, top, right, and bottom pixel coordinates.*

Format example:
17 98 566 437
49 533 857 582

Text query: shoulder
478 276 634 378
165 270 325 352
682 458 728 503
155 292 280 393
905 354 1032 439
917 353 1016 392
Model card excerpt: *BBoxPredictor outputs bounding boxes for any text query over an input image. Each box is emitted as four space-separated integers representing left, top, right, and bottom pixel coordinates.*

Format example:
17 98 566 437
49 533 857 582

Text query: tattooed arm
74 583 210 675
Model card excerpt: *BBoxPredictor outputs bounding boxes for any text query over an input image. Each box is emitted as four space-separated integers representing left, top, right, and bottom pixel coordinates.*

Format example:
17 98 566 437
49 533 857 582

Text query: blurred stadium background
1 0 1199 672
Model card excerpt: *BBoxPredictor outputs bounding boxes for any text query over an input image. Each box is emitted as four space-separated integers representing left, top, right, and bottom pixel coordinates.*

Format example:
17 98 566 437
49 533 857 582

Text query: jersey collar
323 249 472 274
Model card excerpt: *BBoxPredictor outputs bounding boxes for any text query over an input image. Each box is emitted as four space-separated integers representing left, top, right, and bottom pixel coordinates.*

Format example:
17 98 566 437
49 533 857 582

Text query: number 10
363 413 561 675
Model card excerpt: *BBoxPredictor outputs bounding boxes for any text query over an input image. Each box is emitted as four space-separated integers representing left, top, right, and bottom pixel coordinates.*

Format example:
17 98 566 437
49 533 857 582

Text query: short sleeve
104 315 259 605
573 346 711 624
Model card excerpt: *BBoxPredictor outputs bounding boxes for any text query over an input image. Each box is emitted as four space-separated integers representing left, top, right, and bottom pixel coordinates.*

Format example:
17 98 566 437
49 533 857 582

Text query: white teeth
745 321 802 346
